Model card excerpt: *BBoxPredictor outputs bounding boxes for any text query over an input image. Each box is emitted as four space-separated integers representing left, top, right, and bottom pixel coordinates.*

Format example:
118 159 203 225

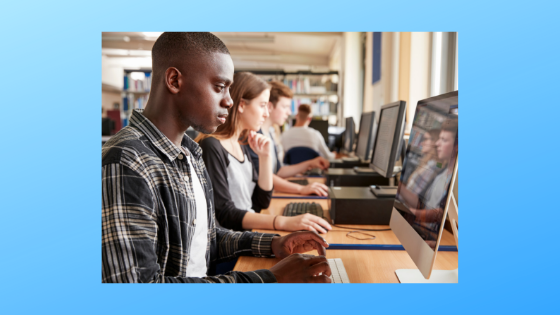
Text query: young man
246 81 331 198
281 104 336 160
102 32 331 283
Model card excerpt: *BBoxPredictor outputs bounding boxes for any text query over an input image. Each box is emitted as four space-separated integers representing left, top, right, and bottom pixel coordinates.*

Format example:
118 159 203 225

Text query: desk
234 197 458 283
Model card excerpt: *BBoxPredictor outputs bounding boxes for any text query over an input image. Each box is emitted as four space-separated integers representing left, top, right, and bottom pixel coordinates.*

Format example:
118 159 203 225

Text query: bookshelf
121 69 151 127
118 69 340 128
242 70 340 124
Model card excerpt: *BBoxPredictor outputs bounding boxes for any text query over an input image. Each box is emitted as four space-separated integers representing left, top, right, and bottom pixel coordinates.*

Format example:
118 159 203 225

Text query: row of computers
287 90 459 283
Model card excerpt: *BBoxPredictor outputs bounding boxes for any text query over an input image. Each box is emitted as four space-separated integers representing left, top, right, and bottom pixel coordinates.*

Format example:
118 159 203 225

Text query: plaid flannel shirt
102 109 278 283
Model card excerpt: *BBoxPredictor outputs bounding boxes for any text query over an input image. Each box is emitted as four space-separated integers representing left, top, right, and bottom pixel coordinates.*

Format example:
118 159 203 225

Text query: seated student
245 81 330 197
399 119 458 243
281 104 336 160
102 32 331 283
197 72 332 234
404 129 441 195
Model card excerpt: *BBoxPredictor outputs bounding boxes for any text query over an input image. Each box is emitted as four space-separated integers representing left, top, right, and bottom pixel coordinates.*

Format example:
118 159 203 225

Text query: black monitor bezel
369 100 407 178
308 119 329 144
343 117 355 153
355 111 376 161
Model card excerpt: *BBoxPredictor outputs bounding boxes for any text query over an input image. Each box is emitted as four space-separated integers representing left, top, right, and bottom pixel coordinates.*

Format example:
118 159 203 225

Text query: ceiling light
142 32 163 39
102 48 151 57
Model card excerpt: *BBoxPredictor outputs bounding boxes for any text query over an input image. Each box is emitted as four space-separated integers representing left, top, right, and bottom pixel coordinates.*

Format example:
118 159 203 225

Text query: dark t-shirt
199 137 272 231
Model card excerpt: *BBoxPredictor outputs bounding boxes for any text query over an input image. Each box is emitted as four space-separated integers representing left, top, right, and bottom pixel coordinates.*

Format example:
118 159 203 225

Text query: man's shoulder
282 127 300 138
311 128 325 140
102 127 153 167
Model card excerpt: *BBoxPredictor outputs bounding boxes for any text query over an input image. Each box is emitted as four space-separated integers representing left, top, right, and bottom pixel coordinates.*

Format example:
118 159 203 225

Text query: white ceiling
102 32 342 71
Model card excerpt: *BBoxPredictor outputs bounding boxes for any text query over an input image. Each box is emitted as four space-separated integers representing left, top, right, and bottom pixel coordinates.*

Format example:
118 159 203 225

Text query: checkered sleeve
102 163 161 283
103 163 278 283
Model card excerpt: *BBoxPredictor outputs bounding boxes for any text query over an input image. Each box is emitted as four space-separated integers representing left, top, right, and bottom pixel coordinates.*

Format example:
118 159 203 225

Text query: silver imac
390 91 458 283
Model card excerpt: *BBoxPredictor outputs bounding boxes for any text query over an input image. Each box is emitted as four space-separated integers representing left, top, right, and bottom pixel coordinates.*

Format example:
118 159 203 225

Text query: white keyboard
328 258 351 283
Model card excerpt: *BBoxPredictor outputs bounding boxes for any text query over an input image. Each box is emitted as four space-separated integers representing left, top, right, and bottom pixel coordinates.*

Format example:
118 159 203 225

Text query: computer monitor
369 101 407 177
290 118 329 144
343 117 355 153
309 120 329 144
355 111 377 161
390 90 459 282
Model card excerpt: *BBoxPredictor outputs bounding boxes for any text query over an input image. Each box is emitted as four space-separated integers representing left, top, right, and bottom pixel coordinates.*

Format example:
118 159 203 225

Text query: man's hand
271 231 329 259
299 182 329 197
269 254 332 283
247 131 271 157
307 157 330 170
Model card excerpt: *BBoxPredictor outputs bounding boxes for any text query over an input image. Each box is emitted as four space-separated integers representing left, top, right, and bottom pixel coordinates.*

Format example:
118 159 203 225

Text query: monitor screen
309 120 329 144
393 91 458 251
369 101 406 177
290 118 329 144
355 112 376 161
343 117 355 153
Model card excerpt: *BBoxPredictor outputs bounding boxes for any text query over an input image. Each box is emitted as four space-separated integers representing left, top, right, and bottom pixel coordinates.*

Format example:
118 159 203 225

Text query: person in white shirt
281 104 336 160
245 81 331 197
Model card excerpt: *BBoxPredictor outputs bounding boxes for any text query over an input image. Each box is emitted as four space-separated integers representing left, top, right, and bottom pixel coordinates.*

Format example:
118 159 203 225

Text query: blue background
1 0 559 313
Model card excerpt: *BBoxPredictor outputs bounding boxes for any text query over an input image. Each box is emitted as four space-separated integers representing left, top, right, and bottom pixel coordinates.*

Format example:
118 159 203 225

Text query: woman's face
436 130 456 161
421 133 435 154
239 89 270 132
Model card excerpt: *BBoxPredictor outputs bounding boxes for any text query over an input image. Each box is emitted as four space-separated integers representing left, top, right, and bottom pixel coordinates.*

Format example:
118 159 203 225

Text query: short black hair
151 32 230 74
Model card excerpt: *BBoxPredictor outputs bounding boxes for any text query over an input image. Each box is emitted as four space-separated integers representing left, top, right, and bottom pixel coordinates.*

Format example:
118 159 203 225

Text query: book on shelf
124 72 152 92
291 98 331 116
282 77 336 94
123 94 149 111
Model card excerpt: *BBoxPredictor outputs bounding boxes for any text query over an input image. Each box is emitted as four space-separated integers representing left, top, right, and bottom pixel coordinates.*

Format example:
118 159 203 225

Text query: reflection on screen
372 106 398 174
394 97 458 251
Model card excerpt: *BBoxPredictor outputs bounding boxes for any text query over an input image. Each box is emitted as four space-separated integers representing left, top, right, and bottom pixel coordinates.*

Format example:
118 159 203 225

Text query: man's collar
130 109 203 161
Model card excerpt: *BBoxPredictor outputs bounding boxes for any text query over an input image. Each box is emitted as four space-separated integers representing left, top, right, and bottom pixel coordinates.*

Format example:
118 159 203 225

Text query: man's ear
268 101 274 111
164 67 181 94
306 116 312 123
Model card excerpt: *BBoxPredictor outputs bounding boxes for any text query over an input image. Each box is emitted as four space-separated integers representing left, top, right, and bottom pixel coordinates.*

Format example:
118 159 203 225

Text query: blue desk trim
271 196 328 199
327 244 458 252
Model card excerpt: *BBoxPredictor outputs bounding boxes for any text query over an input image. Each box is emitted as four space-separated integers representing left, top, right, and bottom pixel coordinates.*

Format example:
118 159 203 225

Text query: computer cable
346 231 376 240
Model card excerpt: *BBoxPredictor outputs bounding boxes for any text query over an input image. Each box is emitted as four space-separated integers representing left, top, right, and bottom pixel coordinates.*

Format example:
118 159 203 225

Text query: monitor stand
354 166 376 174
370 185 398 197
395 269 458 283
356 165 403 176
396 193 459 283
342 156 360 162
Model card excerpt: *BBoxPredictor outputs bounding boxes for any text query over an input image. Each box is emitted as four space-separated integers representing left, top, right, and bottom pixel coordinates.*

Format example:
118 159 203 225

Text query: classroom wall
406 32 432 132
362 32 400 122
102 55 152 90
341 32 364 132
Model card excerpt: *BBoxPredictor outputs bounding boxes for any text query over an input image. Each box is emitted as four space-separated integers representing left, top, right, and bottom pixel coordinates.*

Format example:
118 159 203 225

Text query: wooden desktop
234 177 459 283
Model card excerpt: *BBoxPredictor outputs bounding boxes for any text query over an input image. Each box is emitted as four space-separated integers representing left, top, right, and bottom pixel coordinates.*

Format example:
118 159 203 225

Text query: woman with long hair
196 72 331 234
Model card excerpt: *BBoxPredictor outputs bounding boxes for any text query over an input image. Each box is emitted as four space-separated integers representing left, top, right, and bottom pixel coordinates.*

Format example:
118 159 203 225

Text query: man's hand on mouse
269 254 332 283
269 231 332 283
271 231 329 258
274 214 332 234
